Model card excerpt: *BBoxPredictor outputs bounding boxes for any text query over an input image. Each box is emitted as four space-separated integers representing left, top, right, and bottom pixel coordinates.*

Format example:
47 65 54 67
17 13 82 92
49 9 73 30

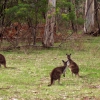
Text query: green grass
0 36 100 100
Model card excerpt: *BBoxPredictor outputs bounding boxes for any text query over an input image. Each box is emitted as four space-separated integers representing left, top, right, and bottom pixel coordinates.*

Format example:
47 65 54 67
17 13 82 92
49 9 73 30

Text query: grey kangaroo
66 54 79 77
48 60 68 86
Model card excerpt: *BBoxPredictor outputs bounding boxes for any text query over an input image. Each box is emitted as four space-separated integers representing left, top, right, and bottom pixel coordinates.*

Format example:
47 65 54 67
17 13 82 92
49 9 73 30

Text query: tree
42 0 56 48
84 0 100 35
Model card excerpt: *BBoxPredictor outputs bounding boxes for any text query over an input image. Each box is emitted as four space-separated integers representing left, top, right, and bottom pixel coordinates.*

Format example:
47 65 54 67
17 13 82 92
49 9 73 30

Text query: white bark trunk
42 0 56 47
84 0 95 33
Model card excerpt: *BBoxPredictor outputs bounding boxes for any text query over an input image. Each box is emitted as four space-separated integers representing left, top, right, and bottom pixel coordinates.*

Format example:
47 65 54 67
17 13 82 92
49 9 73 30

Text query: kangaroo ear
62 60 64 62
66 54 68 55
70 54 71 56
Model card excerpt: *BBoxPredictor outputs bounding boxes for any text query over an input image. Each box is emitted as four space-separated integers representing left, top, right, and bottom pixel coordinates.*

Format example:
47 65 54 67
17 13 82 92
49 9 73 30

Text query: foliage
55 0 85 34
56 0 84 26
3 0 48 24
5 3 30 21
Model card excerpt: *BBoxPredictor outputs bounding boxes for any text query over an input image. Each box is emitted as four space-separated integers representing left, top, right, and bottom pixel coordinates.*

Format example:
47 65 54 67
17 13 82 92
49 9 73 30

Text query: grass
0 36 100 100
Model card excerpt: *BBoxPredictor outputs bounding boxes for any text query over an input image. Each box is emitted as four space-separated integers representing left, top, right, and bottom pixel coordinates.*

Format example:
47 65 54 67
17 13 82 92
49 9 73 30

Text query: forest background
0 0 100 49
0 0 100 100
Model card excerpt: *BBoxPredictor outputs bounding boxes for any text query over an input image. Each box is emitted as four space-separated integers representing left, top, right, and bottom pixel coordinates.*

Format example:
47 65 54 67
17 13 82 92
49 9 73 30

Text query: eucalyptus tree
84 0 100 35
42 0 56 47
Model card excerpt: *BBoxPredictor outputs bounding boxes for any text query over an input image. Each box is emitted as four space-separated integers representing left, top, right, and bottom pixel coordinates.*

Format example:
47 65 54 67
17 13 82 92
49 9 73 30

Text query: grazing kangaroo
66 54 79 77
0 54 7 68
48 60 68 86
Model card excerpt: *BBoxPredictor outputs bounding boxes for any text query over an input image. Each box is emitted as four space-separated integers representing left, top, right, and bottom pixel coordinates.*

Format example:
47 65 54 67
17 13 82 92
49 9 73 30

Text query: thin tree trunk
42 0 56 48
71 0 77 33
32 0 39 45
0 0 7 26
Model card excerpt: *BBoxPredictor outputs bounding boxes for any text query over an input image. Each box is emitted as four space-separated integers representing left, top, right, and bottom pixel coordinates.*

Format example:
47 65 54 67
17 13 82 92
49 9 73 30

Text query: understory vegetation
0 36 100 100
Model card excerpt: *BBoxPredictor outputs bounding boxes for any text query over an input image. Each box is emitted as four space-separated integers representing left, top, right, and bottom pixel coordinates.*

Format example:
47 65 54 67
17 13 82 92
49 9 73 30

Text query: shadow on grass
0 87 10 90
79 73 93 79
5 67 17 69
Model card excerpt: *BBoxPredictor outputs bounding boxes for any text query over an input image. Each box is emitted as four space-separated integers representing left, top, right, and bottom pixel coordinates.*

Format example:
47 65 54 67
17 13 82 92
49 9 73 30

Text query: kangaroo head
62 60 68 66
66 54 71 60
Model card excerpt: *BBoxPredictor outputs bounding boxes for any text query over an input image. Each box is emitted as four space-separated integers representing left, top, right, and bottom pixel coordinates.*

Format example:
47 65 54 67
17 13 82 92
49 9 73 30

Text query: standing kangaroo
48 60 68 86
66 54 79 77
0 54 7 68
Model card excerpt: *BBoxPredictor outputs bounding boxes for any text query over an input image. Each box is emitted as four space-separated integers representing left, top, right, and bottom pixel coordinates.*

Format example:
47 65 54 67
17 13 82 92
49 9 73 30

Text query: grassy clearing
0 36 100 100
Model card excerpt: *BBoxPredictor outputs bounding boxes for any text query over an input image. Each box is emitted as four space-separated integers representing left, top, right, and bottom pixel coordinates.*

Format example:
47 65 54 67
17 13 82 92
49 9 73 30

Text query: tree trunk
71 0 77 33
0 0 7 26
42 0 56 48
84 0 100 35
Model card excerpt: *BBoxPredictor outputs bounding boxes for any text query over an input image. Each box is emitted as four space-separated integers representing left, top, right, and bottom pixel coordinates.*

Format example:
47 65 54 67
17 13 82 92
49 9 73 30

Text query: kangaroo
66 54 79 77
0 54 7 68
48 60 68 86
